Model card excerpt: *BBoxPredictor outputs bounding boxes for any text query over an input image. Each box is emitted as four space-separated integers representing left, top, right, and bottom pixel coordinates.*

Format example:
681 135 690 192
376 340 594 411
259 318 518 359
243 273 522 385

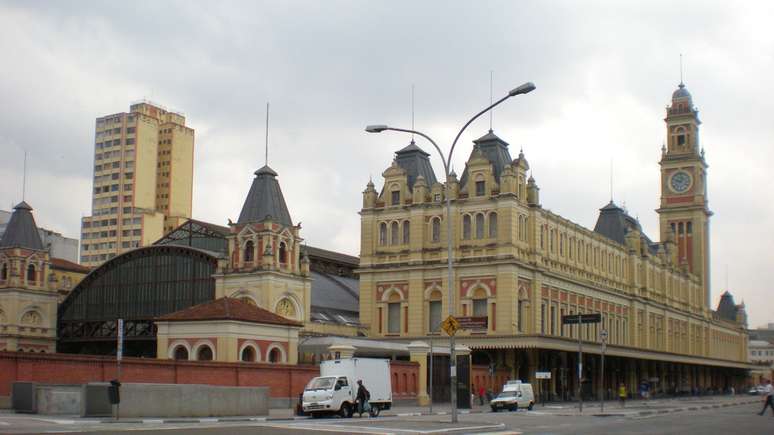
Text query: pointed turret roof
237 165 293 227
394 140 437 189
593 200 657 253
459 130 514 186
0 201 44 250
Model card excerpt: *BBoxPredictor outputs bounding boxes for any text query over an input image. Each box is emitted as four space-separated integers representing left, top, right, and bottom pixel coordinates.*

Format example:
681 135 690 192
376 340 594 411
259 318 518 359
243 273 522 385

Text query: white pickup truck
302 358 392 418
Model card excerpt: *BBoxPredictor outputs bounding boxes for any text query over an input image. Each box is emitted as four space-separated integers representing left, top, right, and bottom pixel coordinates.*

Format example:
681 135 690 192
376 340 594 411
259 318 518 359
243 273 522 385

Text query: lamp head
365 124 389 133
509 82 536 96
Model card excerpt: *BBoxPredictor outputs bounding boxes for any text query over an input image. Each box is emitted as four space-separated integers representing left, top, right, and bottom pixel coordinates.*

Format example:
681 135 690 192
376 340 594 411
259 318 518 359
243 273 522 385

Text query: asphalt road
1 402 771 434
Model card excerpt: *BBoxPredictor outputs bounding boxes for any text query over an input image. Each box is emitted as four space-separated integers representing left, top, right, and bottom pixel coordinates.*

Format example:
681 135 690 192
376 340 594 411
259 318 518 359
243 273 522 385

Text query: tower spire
265 102 269 167
679 53 684 86
489 70 494 131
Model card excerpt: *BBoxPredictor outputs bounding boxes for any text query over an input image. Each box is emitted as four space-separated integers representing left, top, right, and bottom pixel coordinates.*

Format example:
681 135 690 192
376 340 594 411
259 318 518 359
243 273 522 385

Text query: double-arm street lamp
365 81 535 423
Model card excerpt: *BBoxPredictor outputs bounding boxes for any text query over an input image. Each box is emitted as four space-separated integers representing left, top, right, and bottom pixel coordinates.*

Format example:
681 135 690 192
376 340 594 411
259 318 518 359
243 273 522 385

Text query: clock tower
657 82 712 306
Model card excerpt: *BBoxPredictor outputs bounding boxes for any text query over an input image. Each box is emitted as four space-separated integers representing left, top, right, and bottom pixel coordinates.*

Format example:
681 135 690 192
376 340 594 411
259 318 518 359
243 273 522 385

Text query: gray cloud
1 0 772 326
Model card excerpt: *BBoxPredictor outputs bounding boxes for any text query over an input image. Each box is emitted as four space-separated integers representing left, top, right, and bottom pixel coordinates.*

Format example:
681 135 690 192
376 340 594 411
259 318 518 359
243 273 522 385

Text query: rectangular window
391 190 400 206
126 127 136 134
473 299 487 317
475 180 485 196
541 303 546 334
429 300 442 333
550 305 556 335
388 303 400 334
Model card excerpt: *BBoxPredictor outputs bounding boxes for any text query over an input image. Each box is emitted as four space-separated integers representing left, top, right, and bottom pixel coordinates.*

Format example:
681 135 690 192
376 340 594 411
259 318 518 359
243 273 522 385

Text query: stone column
407 341 431 406
327 344 356 360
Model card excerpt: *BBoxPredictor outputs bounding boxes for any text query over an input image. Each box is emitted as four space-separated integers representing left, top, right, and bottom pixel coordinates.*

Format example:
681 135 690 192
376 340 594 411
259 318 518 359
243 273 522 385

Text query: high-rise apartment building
80 101 194 266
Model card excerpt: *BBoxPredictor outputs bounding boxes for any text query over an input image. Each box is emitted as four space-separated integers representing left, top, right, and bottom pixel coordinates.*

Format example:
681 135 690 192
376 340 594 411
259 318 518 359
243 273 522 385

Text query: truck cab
303 376 355 418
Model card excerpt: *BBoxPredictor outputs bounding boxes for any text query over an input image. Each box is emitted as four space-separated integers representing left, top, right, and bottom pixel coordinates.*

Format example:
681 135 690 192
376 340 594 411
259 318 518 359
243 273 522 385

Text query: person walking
758 379 773 416
618 383 627 408
356 380 371 418
479 386 486 406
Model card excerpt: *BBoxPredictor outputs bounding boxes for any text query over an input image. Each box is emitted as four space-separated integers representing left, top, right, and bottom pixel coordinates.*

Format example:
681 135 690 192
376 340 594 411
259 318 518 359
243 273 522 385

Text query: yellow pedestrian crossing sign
441 315 460 336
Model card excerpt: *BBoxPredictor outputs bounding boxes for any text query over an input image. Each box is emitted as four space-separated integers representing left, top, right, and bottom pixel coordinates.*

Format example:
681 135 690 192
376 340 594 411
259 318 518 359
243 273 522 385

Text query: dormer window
434 193 441 202
244 241 254 262
279 242 288 264
391 190 400 206
27 264 36 283
475 180 486 196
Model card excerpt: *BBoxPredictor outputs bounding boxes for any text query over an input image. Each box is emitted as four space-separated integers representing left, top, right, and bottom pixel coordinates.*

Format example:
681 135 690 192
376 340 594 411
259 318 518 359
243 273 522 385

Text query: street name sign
457 316 488 330
562 313 601 325
535 371 552 379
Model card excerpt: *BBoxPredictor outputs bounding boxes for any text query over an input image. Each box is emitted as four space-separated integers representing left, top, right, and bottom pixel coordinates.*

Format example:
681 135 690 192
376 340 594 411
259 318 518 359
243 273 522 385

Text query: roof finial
264 102 270 167
679 53 684 87
411 84 415 142
22 149 27 202
489 70 494 132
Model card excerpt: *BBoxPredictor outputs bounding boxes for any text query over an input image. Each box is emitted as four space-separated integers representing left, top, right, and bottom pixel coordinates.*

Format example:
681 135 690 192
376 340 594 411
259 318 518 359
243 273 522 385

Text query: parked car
748 385 766 395
490 381 534 412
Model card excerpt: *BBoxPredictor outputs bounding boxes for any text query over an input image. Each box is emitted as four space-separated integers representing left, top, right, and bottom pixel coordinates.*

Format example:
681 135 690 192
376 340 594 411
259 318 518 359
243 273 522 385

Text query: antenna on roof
679 53 684 85
609 157 614 202
411 84 415 142
725 264 729 290
489 70 494 131
265 102 270 167
22 150 28 201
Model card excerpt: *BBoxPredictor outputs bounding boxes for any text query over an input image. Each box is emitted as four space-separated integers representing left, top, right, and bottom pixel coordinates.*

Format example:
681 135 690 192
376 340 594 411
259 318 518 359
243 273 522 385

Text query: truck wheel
369 406 380 417
491 406 497 412
339 403 352 418
527 402 534 411
510 404 518 412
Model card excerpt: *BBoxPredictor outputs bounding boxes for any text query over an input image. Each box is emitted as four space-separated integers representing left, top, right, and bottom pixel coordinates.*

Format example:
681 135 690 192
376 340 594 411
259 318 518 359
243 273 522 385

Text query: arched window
268 347 282 363
428 290 442 333
26 264 36 283
244 241 254 262
173 345 189 360
488 213 497 238
472 287 488 317
241 346 256 362
402 220 410 244
390 222 399 245
0 263 7 281
196 345 213 361
379 223 387 245
475 213 485 239
462 215 471 240
431 218 441 243
279 242 288 264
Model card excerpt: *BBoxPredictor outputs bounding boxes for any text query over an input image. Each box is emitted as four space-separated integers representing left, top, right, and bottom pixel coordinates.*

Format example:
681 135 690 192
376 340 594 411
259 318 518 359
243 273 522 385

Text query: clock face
276 299 296 318
670 171 692 193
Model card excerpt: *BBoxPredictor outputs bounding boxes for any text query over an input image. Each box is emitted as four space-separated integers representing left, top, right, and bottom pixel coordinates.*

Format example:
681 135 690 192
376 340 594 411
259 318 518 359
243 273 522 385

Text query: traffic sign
600 329 608 342
535 371 552 379
562 313 601 325
441 316 461 336
457 316 488 330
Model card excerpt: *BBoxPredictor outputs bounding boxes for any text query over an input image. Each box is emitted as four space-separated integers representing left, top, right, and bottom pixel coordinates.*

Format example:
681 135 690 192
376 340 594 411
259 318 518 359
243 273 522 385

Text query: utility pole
577 314 583 413
600 329 608 413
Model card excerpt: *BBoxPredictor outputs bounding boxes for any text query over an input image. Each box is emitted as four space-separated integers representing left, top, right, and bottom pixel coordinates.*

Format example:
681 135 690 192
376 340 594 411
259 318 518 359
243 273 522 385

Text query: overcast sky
1 0 772 327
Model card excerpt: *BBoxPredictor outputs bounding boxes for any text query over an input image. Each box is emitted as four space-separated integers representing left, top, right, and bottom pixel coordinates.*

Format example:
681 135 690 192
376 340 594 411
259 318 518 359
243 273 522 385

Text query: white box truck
302 358 392 418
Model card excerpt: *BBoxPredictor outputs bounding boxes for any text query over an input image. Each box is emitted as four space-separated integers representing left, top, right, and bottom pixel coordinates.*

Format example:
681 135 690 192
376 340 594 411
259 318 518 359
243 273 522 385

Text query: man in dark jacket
356 380 371 417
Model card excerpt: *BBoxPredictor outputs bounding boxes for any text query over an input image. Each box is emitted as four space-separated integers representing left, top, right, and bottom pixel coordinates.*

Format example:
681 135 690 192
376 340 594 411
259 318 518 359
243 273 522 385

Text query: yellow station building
358 83 749 400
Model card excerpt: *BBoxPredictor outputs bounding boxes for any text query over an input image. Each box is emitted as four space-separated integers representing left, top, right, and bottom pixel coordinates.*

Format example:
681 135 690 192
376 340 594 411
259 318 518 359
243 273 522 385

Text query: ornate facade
359 83 749 398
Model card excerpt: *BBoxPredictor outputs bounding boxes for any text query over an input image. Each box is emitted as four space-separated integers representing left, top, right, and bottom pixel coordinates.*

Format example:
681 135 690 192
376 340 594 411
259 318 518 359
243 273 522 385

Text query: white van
302 358 392 418
490 381 535 412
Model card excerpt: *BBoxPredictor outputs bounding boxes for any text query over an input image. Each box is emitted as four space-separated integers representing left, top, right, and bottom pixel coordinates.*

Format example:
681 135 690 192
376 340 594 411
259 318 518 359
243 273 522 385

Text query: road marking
143 419 164 424
0 422 10 426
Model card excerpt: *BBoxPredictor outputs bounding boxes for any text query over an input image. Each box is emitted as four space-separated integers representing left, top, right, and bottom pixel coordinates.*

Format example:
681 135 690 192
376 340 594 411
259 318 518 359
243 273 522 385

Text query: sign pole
578 313 583 413
116 318 123 421
600 329 608 413
429 336 433 415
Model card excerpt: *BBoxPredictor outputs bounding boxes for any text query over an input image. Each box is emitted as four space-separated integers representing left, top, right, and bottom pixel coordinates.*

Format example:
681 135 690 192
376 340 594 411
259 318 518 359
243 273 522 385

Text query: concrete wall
83 383 268 418
35 384 80 415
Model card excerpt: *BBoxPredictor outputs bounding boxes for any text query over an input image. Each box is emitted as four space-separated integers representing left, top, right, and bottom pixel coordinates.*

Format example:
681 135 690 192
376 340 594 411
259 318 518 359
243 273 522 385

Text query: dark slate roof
304 245 359 267
716 291 739 322
672 82 692 101
310 271 359 313
459 130 514 187
157 297 303 327
394 140 437 189
0 201 44 250
593 201 658 253
237 165 293 227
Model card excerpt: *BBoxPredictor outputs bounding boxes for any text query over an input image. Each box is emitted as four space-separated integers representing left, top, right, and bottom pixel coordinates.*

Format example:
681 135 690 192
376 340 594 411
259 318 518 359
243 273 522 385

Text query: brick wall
0 351 318 399
0 352 420 401
471 364 510 395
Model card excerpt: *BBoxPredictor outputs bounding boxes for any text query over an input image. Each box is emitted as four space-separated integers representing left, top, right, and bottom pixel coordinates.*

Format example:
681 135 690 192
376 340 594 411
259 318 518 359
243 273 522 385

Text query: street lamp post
365 81 535 423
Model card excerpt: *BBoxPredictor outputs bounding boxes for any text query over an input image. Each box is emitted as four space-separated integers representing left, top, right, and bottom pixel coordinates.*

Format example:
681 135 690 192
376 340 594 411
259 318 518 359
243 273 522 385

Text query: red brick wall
390 360 419 399
0 351 318 398
471 364 510 395
0 352 420 401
